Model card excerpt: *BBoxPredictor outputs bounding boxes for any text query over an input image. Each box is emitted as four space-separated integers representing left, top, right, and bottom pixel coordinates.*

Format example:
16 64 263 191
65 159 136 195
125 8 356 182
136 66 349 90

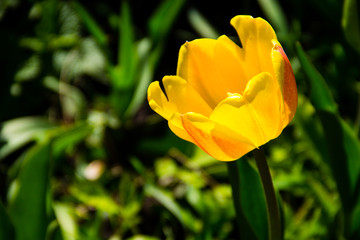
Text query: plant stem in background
254 148 282 240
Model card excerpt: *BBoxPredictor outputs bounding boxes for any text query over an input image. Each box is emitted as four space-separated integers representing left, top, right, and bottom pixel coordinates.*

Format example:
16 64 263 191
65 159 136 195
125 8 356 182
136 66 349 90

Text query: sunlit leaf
70 183 120 215
53 203 79 240
0 117 56 160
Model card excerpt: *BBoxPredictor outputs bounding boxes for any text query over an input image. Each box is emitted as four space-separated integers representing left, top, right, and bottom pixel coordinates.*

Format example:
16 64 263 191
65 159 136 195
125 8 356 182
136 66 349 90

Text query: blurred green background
1 0 360 239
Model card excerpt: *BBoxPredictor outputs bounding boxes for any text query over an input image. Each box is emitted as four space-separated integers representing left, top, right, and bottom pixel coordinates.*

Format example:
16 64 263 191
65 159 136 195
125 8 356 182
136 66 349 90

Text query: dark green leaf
295 42 337 113
0 201 15 240
8 142 51 240
227 159 268 240
342 0 360 52
148 0 186 42
71 2 107 46
317 111 360 215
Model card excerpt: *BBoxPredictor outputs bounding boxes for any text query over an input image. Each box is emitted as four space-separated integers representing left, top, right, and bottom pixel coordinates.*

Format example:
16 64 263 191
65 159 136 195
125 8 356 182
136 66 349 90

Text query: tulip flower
147 15 297 161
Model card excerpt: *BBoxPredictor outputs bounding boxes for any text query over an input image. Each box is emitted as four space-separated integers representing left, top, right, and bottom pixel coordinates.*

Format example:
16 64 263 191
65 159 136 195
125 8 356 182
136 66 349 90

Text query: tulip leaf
0 201 15 240
317 111 360 217
342 0 360 52
8 141 51 240
350 201 360 239
295 42 337 113
227 159 268 240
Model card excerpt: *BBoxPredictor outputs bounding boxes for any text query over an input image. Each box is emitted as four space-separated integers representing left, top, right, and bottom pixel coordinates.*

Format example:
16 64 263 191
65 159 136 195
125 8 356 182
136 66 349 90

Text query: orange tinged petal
147 76 212 143
181 113 255 161
272 42 298 125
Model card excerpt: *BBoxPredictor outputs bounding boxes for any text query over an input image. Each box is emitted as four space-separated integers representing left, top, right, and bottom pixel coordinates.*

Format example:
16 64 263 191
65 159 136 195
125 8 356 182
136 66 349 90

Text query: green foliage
0 0 360 239
342 0 360 52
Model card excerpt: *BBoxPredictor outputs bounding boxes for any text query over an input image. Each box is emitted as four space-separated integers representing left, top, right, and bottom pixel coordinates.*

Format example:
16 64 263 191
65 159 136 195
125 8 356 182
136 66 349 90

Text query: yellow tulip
147 15 297 161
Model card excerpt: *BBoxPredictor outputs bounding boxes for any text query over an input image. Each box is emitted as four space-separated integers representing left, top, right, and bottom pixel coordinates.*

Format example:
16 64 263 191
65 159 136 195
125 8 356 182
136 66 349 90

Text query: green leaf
0 201 15 240
188 8 218 39
295 42 337 113
71 2 107 46
227 159 268 240
257 0 288 34
117 1 136 88
70 183 120 216
148 0 186 42
8 141 51 240
53 203 79 240
144 184 201 233
350 201 360 239
0 116 56 160
342 0 360 52
293 95 330 165
317 111 360 216
51 123 93 158
124 39 153 118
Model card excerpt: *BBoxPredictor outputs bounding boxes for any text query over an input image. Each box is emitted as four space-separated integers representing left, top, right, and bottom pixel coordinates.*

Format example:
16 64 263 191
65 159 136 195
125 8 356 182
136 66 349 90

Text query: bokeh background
1 0 360 239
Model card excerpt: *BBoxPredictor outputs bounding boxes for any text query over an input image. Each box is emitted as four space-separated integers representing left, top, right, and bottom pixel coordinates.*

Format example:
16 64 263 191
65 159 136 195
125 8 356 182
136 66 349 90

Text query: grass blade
72 2 107 46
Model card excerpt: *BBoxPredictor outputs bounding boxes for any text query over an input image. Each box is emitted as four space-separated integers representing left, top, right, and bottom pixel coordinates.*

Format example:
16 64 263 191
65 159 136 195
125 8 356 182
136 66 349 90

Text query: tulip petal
272 41 298 126
168 113 195 143
162 76 212 117
177 39 230 108
148 76 212 143
214 35 248 94
182 112 256 161
211 72 283 147
230 16 277 79
147 81 174 120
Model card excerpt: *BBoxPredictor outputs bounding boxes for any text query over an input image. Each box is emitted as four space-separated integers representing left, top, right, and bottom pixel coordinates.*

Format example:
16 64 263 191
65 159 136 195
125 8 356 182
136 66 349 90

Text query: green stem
253 148 282 240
